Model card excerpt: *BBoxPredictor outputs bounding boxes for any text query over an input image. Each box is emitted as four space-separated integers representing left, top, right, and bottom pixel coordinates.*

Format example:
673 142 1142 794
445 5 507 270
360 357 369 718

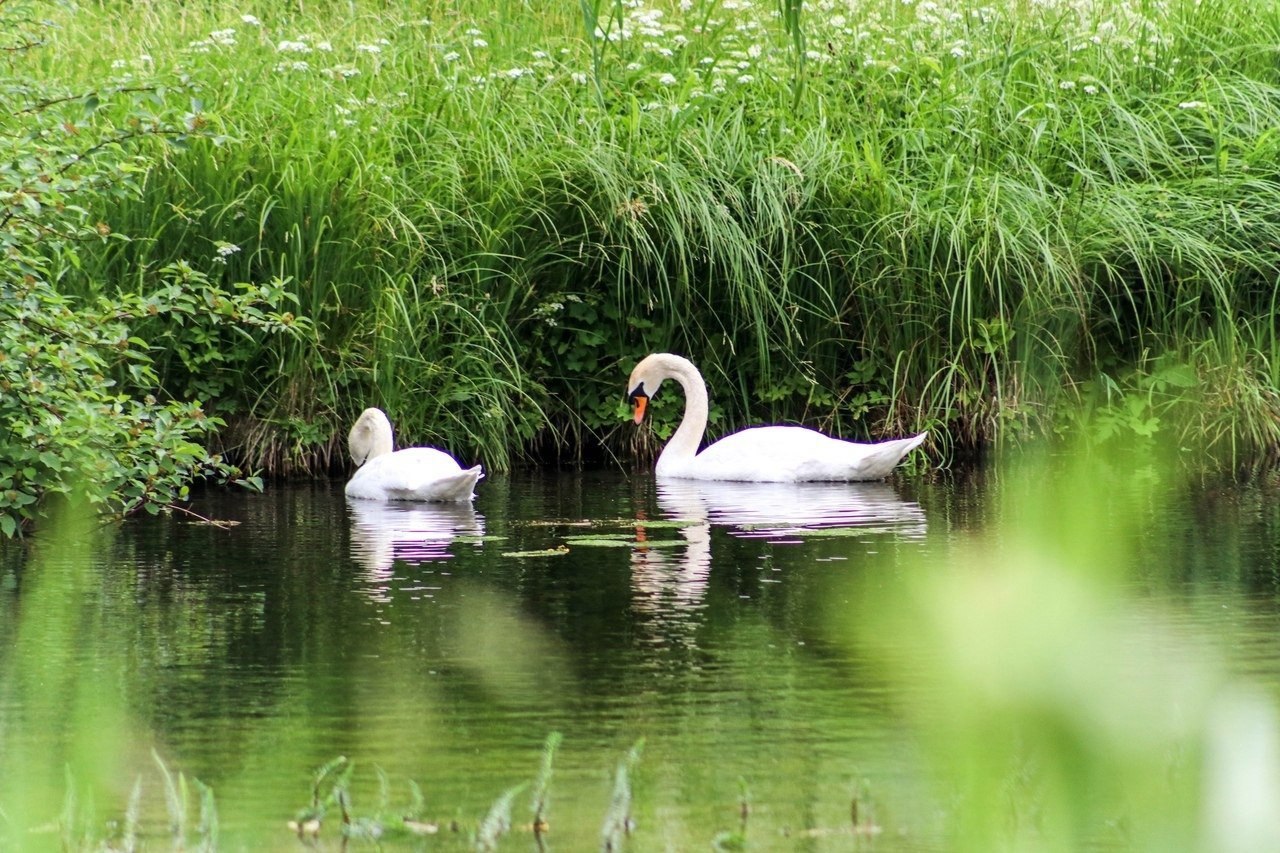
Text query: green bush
0 2 306 536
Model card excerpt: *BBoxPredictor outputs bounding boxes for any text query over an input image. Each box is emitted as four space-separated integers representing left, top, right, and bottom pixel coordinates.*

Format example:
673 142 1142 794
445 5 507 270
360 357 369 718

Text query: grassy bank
40 0 1280 474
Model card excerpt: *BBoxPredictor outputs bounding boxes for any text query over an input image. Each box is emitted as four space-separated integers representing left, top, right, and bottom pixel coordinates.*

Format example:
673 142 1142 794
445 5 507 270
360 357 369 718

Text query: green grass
35 0 1280 473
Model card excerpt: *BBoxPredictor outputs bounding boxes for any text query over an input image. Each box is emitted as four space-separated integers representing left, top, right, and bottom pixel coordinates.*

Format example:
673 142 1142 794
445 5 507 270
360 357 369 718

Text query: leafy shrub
0 2 306 536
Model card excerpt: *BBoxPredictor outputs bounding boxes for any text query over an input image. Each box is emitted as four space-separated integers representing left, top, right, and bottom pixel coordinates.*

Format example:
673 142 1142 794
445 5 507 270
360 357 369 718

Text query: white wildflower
1179 100 1208 109
443 51 460 62
659 72 677 86
277 40 311 53
213 242 241 264
241 14 261 26
472 37 488 48
571 71 588 84
316 41 333 52
357 43 382 54
1059 79 1076 90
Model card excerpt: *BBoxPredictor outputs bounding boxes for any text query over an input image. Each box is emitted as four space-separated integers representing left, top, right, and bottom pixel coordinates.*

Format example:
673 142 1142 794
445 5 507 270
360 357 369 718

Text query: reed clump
39 0 1280 473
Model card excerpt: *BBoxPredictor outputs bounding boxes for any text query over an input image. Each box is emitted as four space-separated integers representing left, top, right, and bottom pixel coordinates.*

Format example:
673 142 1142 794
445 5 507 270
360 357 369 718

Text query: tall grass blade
122 775 142 853
153 749 187 843
601 739 644 852
476 783 526 852
195 779 218 853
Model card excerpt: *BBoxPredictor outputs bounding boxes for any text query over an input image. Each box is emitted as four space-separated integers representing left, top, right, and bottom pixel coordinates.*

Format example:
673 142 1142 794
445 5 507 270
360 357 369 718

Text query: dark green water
4 465 1280 850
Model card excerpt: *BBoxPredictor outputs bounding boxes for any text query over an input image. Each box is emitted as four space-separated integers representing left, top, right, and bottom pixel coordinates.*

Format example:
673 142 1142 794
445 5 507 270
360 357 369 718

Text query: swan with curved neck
626 353 926 482
345 407 483 502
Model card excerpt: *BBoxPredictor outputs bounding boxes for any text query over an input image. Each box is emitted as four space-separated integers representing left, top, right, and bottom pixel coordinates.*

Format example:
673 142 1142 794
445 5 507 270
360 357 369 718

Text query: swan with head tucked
626 353 927 482
344 407 483 502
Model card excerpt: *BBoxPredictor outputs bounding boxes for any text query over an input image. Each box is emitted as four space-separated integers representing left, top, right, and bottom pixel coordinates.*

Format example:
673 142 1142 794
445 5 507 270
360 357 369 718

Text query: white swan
344 407 483 502
626 353 927 482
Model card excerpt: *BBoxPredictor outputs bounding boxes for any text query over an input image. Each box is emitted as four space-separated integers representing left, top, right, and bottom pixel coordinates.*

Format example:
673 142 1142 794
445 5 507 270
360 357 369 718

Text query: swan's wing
688 427 925 482
388 464 483 502
346 449 483 502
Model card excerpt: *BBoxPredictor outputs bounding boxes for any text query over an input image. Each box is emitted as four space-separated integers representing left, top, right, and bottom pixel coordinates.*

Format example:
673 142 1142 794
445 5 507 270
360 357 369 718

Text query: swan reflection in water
629 479 927 647
347 499 484 603
655 478 927 540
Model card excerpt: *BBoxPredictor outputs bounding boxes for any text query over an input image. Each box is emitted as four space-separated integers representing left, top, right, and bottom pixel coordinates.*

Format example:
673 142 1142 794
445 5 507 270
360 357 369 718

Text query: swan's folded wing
347 451 483 502
691 427 926 482
389 464 483 502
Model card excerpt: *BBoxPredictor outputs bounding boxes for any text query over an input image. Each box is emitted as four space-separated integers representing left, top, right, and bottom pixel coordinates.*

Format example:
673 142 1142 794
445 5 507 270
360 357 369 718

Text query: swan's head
627 352 694 424
627 355 661 424
349 407 395 466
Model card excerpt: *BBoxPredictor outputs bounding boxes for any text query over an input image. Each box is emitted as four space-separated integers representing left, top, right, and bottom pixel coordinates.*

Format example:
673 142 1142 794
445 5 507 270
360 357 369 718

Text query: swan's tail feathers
428 465 483 502
850 431 928 480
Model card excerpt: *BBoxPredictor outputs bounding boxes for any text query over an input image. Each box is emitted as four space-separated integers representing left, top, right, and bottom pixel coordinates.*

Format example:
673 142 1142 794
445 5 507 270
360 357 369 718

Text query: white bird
626 353 927 482
344 407 483 502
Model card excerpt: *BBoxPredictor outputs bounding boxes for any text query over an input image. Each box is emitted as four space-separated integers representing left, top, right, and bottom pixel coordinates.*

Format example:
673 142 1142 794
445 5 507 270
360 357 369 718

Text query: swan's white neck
350 408 395 466
648 355 708 476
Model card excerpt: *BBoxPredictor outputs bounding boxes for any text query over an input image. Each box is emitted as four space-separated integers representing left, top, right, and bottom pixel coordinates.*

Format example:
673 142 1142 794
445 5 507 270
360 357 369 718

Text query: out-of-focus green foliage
845 440 1280 851
0 1 307 536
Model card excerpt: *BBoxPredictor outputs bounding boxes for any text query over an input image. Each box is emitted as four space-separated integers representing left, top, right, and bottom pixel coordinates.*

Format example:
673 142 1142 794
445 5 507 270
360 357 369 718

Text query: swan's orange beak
631 394 648 424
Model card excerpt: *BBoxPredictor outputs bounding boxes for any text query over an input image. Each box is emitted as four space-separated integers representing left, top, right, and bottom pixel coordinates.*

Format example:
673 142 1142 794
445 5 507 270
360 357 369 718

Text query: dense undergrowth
32 0 1280 476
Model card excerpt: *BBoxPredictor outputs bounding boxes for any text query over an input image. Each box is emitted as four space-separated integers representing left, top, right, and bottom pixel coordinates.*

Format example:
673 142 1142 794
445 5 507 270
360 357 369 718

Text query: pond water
4 461 1280 851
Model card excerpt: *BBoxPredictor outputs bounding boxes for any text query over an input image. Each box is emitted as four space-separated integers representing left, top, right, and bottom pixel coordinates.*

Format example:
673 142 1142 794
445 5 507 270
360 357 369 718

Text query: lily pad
518 519 593 528
502 546 571 558
559 538 635 548
594 518 703 529
456 535 508 544
791 526 895 538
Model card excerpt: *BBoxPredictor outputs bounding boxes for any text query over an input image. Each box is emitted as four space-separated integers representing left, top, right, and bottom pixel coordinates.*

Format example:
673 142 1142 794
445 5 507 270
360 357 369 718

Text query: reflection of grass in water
842 441 1280 850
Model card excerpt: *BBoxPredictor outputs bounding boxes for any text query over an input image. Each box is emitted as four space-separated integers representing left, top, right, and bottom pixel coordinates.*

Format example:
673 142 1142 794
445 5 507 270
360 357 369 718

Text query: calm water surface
4 466 1280 850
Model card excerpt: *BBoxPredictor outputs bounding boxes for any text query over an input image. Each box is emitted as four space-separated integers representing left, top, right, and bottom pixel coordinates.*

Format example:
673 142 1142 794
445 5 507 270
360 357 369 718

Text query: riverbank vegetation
13 0 1280 502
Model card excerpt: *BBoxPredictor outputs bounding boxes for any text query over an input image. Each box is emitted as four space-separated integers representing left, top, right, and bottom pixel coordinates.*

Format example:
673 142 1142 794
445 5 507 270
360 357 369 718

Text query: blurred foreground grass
842 442 1280 851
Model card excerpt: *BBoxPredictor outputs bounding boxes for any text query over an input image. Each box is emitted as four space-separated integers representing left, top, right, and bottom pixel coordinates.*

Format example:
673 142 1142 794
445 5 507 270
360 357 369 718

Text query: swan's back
676 426 925 482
